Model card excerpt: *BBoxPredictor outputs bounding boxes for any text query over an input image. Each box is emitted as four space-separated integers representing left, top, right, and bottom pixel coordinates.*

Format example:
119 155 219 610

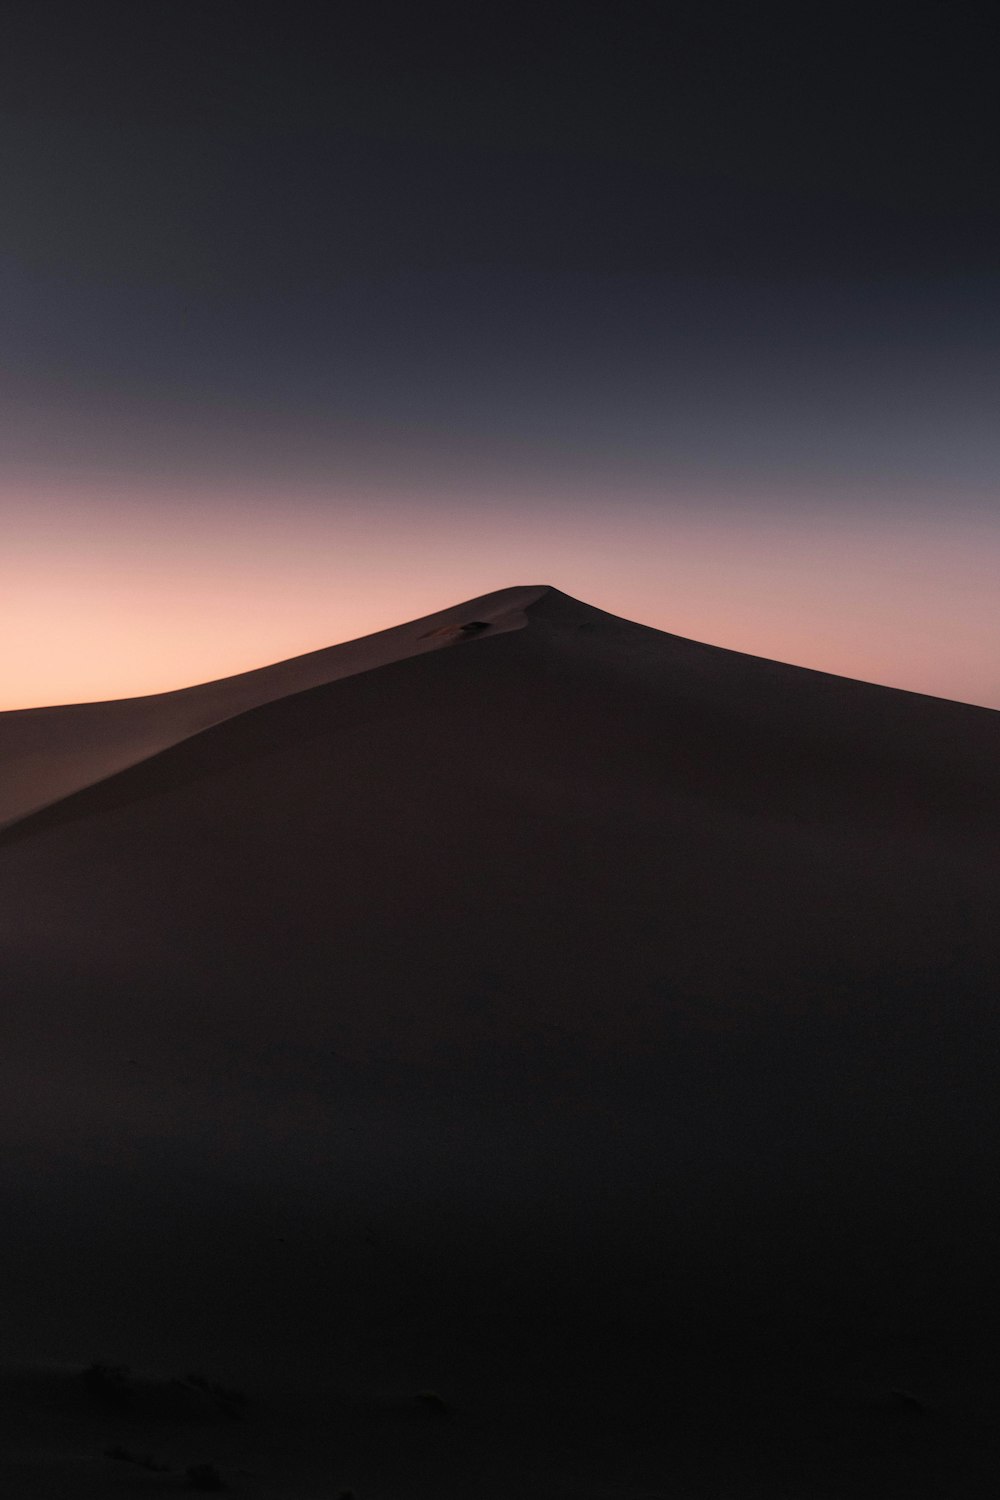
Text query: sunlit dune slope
0 583 546 828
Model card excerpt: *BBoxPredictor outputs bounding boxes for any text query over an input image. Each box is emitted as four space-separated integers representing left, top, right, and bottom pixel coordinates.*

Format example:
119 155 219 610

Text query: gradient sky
3 2 998 709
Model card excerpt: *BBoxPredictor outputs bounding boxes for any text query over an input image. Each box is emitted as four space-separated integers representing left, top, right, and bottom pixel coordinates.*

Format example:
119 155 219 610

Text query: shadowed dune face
2 586 1000 1497
0 584 546 830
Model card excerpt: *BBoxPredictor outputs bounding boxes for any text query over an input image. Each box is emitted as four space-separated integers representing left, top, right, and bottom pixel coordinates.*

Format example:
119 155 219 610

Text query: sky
2 1 998 709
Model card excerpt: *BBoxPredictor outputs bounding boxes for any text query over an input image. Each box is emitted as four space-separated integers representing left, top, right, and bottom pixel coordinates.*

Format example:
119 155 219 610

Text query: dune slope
0 584 545 829
1 586 999 1498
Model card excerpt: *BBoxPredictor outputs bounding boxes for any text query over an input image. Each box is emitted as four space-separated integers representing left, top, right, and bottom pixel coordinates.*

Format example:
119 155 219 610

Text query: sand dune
2 586 999 1497
0 584 545 830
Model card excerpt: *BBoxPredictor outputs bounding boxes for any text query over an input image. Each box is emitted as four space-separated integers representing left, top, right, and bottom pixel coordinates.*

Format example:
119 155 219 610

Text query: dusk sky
3 1 998 709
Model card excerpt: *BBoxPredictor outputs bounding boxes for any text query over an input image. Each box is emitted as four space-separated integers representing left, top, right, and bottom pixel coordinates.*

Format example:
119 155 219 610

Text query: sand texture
2 586 999 1496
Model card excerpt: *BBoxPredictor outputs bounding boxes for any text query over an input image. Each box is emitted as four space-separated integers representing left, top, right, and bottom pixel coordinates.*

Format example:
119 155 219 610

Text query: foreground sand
2 586 999 1496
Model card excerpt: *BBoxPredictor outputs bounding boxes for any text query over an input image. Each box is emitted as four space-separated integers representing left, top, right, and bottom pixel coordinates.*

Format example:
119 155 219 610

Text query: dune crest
0 584 549 830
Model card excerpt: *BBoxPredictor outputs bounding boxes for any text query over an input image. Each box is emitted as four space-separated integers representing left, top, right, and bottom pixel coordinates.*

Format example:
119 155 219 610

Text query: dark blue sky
2 1 998 706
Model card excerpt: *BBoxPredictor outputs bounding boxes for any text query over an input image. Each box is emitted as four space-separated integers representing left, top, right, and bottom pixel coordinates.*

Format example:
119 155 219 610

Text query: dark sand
2 585 999 1496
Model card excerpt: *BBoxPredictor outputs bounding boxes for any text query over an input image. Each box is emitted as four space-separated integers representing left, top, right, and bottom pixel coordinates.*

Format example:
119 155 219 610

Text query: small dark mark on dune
419 620 492 639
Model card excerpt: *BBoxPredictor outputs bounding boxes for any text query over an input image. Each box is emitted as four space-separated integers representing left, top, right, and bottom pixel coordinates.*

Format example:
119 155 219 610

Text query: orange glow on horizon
3 479 998 712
